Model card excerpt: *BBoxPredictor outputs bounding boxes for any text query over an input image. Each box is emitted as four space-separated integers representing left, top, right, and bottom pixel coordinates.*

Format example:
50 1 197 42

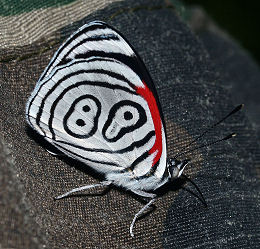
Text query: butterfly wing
39 21 136 80
26 21 167 179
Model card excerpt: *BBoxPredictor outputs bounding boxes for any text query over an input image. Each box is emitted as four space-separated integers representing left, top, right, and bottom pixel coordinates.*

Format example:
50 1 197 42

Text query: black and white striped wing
39 21 135 81
26 21 167 179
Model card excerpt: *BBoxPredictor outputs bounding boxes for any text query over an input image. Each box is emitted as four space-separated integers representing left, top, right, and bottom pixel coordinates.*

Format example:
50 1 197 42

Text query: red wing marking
136 81 162 166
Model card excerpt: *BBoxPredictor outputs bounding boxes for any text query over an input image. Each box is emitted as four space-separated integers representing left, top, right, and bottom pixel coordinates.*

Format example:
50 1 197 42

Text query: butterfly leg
131 189 156 198
130 194 157 237
54 180 112 200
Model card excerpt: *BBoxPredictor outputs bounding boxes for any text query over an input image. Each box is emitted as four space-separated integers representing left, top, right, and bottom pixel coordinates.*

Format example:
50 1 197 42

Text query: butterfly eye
63 95 101 138
102 100 147 142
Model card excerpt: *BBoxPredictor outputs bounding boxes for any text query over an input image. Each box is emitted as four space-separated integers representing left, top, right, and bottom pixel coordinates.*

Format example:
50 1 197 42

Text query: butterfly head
167 158 190 180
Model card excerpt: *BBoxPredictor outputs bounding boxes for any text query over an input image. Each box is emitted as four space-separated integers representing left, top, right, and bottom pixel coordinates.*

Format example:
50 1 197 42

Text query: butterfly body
26 21 189 236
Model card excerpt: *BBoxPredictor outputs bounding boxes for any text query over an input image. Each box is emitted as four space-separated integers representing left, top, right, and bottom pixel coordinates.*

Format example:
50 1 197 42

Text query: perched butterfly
26 21 241 237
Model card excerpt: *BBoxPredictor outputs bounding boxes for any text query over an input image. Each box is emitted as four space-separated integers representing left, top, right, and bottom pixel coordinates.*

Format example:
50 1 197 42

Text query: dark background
183 0 260 66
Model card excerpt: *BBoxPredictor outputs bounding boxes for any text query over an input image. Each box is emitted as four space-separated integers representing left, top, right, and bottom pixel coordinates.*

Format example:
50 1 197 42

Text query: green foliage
0 0 77 16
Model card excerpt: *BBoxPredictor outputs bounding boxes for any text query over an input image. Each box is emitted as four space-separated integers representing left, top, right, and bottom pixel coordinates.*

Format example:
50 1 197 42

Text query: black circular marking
124 111 133 120
63 94 101 138
47 78 137 140
83 105 90 112
76 119 85 126
102 100 147 142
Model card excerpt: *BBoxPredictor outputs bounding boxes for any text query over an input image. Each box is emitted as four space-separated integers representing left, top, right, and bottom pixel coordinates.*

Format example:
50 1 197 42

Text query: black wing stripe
127 151 150 171
136 160 160 179
75 51 137 74
55 130 155 154
122 151 161 178
52 141 120 167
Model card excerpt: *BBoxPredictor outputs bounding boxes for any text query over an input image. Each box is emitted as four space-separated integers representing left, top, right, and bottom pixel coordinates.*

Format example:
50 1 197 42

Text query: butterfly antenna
174 104 243 159
175 133 236 159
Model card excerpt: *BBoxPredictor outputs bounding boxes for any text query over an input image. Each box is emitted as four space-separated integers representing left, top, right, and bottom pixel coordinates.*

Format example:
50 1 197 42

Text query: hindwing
26 21 167 178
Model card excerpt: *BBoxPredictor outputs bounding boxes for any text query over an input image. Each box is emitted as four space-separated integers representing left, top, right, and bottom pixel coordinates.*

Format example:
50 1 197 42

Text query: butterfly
26 21 241 237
